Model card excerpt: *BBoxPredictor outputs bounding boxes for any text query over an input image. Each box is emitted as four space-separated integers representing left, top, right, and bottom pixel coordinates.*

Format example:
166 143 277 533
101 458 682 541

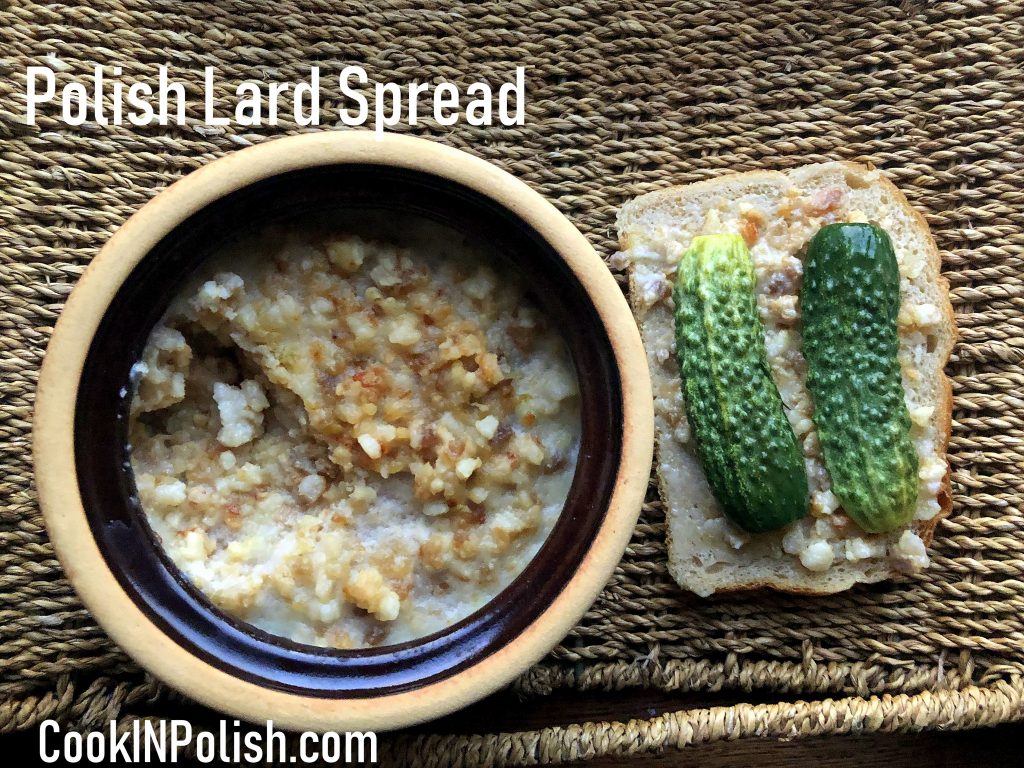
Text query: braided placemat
3 0 1023 763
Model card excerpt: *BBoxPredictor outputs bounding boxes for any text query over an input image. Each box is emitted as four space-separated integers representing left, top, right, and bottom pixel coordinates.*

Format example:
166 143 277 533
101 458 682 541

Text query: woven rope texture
2 0 1023 763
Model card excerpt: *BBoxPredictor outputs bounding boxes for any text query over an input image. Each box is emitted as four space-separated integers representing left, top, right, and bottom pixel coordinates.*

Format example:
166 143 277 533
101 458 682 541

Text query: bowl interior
75 164 623 697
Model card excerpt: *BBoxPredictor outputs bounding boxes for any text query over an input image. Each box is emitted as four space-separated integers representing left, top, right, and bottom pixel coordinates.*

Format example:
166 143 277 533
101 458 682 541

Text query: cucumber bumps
673 234 808 533
801 223 918 533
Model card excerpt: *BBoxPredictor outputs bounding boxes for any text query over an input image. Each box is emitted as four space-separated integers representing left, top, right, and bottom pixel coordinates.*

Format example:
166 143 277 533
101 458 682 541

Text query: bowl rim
32 131 653 732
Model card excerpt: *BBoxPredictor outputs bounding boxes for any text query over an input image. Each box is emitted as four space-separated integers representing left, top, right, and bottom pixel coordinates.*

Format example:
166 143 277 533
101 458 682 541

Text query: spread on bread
616 162 954 595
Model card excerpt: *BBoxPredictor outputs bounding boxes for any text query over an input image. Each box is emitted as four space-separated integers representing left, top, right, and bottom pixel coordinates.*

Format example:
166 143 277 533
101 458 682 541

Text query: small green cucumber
801 223 918 533
673 234 809 533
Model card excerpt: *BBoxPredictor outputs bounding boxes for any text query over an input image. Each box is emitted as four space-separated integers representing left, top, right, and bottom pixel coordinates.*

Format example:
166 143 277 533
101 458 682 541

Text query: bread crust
620 162 955 596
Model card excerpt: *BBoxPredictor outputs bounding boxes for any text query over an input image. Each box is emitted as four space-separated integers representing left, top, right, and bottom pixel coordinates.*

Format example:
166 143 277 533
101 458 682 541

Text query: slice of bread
616 162 955 596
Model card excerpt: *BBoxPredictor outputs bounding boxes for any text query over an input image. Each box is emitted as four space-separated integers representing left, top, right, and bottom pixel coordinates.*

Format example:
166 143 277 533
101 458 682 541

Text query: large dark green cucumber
673 234 808 533
801 223 918 533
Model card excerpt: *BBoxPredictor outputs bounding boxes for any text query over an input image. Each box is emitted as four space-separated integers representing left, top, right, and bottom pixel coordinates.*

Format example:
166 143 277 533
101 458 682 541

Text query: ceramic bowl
33 132 653 732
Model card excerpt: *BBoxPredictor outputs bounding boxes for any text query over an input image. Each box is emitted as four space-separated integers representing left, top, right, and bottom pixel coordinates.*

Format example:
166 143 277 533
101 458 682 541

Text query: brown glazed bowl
33 132 653 732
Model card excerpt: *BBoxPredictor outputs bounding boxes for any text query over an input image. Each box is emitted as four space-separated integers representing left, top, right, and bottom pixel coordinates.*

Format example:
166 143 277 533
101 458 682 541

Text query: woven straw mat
3 0 1024 764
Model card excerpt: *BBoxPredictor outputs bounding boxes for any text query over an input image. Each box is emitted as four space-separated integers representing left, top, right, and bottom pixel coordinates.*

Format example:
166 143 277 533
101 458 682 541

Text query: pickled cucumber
801 223 918 533
673 234 809 533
